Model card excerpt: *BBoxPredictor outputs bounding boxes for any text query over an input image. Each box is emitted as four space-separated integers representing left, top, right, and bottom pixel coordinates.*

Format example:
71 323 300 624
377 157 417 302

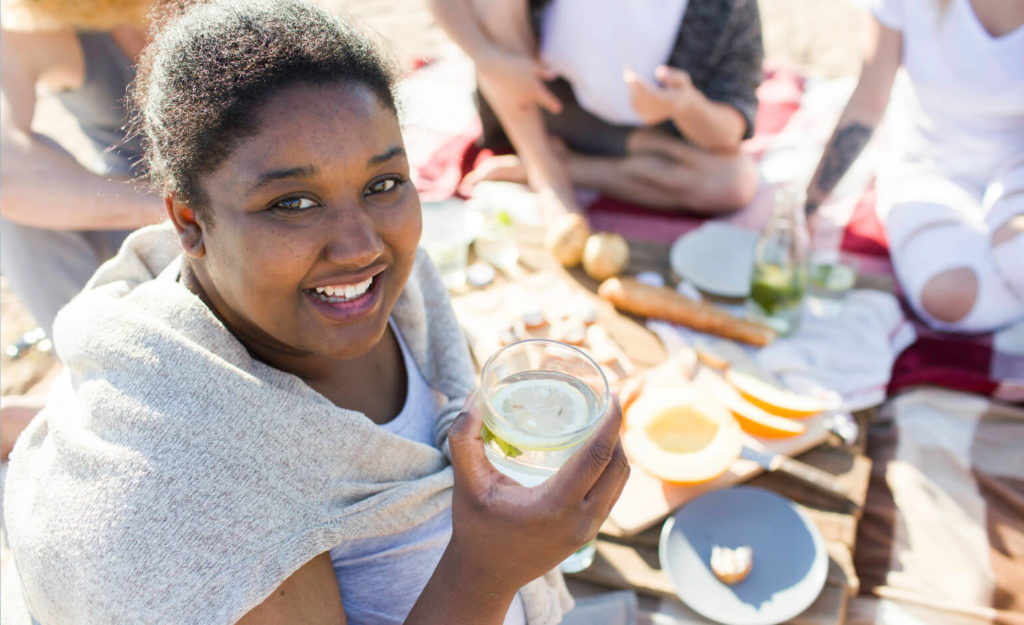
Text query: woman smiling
1 2 629 624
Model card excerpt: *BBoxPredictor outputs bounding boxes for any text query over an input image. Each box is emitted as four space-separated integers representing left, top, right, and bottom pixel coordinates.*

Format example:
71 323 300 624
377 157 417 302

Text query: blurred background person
1 0 164 338
427 0 763 219
0 0 164 459
805 0 1024 332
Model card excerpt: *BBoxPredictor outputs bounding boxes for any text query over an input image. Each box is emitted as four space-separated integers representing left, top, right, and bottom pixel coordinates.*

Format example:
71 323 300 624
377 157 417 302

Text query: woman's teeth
310 277 374 302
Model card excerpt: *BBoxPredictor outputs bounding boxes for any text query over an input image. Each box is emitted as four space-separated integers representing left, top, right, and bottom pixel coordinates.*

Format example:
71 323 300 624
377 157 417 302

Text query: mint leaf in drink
482 424 523 458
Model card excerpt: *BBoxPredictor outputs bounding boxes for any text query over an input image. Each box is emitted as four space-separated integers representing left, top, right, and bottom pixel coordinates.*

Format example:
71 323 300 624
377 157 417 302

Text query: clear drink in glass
479 339 610 572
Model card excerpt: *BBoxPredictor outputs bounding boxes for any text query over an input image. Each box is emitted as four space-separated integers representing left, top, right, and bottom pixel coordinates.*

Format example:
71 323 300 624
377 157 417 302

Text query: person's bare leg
462 154 529 187
919 267 979 324
469 0 580 217
561 129 758 214
992 214 1024 247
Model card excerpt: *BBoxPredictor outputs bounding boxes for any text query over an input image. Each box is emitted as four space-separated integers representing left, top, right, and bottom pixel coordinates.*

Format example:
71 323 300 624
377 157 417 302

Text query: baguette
598 277 777 347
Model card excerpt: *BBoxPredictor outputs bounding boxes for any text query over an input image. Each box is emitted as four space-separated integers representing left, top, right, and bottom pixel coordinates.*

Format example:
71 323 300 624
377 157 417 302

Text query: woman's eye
272 197 317 212
367 178 400 194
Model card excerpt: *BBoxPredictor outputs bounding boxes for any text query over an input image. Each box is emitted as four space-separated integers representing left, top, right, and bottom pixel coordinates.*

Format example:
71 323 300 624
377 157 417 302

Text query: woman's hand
476 49 563 115
445 391 629 593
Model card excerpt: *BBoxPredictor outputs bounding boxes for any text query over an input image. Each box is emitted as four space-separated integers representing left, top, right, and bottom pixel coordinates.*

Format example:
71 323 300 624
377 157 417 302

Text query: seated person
427 0 763 218
805 0 1024 333
2 2 629 623
0 0 164 468
0 0 164 336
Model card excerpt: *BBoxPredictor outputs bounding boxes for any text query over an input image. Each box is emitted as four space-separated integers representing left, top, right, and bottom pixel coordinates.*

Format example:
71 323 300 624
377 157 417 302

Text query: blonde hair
1 0 150 31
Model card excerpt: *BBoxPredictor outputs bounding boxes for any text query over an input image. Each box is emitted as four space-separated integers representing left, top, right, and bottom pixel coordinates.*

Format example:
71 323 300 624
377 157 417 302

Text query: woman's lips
303 273 383 320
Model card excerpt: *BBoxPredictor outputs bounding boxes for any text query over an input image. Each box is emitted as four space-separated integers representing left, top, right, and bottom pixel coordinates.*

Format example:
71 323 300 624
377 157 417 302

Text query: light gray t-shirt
329 324 527 625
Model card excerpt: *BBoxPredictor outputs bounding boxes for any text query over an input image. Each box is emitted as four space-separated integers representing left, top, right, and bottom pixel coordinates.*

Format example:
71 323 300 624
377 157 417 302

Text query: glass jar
747 186 808 336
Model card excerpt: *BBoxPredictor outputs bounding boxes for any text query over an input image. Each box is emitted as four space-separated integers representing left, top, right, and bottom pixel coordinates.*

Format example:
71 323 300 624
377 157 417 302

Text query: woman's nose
322 204 384 268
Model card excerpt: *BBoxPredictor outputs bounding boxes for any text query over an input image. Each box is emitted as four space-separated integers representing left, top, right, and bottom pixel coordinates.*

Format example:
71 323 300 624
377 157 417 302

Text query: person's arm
0 30 165 230
237 396 629 625
425 0 560 114
805 18 901 214
625 65 747 152
426 0 580 217
625 0 762 153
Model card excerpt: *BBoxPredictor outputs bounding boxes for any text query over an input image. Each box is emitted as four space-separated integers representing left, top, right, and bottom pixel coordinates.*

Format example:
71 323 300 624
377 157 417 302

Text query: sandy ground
0 0 867 396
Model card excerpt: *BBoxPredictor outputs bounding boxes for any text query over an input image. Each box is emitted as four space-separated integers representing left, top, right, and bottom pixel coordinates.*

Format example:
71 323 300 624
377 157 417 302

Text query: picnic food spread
445 208 867 624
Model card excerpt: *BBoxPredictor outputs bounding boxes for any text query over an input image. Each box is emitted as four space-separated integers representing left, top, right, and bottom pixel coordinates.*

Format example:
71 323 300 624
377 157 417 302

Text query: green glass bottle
748 186 808 336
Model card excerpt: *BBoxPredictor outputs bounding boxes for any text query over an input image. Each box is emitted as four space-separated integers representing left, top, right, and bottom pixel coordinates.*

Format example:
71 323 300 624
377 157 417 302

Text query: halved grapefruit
724 365 826 419
623 388 742 484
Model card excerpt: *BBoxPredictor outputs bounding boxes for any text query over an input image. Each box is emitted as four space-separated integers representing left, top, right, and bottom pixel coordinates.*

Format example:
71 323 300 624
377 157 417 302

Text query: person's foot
461 137 573 190
462 154 530 189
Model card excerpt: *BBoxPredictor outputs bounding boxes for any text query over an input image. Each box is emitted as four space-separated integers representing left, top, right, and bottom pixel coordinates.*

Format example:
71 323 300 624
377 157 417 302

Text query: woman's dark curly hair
130 0 398 215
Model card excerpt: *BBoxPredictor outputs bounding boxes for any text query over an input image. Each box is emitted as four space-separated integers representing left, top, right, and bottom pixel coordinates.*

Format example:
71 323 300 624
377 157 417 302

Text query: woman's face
183 81 421 368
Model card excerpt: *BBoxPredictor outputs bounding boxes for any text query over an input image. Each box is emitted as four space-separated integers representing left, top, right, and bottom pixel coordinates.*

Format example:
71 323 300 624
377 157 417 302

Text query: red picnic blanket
411 64 1024 401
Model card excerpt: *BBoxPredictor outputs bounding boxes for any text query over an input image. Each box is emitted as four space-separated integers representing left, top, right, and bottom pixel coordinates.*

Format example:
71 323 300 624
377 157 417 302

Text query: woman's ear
166 194 206 258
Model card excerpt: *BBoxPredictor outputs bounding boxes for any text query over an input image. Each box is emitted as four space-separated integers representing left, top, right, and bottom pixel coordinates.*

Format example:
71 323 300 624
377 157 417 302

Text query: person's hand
446 391 629 592
625 65 697 125
476 49 563 114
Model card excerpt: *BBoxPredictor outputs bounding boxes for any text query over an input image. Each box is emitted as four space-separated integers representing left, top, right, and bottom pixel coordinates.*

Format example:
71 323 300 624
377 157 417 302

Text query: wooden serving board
450 269 659 386
604 404 832 537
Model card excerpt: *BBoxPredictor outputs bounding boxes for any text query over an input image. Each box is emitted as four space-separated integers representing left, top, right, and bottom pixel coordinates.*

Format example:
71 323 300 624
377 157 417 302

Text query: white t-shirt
329 324 527 625
858 0 1024 177
539 0 690 125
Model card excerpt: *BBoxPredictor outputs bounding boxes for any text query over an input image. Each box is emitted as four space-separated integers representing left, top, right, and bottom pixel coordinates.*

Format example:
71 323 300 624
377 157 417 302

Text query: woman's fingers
448 391 491 486
545 399 625 502
583 438 630 516
656 65 691 89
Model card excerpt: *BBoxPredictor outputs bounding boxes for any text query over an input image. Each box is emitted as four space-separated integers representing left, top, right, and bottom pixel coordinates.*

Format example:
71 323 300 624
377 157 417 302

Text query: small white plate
659 486 829 625
669 224 758 300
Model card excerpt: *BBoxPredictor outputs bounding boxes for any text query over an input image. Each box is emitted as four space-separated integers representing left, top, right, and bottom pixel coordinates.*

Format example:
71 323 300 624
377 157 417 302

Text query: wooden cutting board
450 269 663 384
604 406 832 537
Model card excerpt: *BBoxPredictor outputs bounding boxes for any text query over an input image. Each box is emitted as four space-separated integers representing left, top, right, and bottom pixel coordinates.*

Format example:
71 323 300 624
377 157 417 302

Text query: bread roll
597 277 776 347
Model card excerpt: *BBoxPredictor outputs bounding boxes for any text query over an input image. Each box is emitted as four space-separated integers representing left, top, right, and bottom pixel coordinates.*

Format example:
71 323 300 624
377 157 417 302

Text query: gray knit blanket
2 224 572 624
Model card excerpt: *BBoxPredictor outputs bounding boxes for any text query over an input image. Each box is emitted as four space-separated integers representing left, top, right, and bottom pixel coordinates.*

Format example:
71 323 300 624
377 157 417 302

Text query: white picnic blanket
649 288 915 412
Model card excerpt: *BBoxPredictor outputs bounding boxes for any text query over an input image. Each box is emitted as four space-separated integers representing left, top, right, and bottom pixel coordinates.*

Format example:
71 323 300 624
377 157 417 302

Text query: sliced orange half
694 369 806 439
724 365 826 419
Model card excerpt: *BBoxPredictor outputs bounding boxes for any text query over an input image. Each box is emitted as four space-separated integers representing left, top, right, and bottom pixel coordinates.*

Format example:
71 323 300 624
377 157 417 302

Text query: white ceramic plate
669 223 758 299
659 486 829 625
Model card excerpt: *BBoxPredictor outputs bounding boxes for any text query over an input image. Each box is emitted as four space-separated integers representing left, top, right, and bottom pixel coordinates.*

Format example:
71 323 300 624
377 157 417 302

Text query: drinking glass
474 209 519 269
479 339 611 572
421 199 482 289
